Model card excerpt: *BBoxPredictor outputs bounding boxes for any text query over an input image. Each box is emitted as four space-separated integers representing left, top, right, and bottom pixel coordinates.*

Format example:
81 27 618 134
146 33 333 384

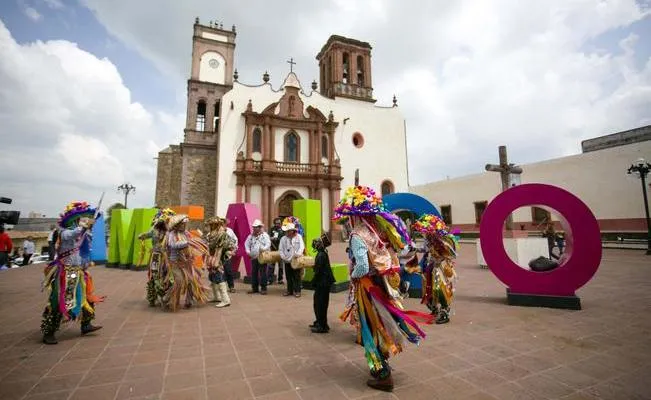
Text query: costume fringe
340 277 433 374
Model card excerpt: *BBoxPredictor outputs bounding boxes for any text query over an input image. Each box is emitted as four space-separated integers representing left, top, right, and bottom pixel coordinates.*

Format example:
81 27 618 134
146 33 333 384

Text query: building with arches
155 19 408 234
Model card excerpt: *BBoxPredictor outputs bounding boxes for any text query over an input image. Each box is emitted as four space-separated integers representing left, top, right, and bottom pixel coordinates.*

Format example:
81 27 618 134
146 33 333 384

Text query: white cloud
80 0 651 187
43 0 64 9
0 19 184 217
23 7 42 21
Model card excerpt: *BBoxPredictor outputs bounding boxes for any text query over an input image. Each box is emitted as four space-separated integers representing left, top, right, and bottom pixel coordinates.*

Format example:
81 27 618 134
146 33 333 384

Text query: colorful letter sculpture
90 213 107 263
292 199 321 257
382 192 443 298
382 192 442 219
225 203 261 282
480 183 602 310
107 208 158 270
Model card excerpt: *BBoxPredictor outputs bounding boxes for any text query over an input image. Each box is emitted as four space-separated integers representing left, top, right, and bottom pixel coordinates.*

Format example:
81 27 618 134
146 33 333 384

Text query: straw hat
168 214 189 230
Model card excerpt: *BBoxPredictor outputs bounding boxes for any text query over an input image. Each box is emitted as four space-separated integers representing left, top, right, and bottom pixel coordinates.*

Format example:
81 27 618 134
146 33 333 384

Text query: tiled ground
0 244 650 400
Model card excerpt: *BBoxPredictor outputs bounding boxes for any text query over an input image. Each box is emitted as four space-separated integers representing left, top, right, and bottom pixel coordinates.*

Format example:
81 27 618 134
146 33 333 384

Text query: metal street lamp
627 158 651 255
117 183 136 208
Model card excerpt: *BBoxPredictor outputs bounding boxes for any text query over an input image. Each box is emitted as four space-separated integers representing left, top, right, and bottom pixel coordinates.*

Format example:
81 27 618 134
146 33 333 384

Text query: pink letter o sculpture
479 183 602 298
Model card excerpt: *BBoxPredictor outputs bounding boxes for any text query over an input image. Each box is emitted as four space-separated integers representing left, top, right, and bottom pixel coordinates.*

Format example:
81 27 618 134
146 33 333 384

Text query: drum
258 251 281 264
291 256 315 269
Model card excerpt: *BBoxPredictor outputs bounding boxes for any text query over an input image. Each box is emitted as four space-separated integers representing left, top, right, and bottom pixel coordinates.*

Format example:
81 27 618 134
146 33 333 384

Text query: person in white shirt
223 218 239 293
22 236 36 266
279 222 305 298
244 219 271 295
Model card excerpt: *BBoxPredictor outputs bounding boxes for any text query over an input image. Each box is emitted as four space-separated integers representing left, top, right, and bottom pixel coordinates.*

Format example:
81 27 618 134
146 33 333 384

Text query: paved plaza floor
0 244 649 400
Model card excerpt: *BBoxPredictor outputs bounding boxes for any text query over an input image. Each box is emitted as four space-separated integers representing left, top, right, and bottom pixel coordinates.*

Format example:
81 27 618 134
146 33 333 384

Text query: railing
184 130 217 146
275 162 311 173
329 83 373 99
236 159 340 176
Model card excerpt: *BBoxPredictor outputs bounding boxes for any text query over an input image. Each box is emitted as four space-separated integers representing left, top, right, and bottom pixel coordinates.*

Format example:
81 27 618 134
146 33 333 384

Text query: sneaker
247 290 259 294
311 326 329 334
294 293 301 298
278 280 284 285
229 288 236 293
282 292 292 297
260 290 268 295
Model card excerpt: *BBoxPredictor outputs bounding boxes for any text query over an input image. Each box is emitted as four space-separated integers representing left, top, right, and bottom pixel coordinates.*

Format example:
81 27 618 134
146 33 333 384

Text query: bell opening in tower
196 100 206 131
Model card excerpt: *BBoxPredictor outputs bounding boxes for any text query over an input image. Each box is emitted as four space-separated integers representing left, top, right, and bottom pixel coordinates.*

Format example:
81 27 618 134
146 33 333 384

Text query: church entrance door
276 191 303 220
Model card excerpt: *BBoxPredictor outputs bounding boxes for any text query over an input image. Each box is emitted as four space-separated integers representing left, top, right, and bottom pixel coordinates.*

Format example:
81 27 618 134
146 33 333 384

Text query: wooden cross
287 57 296 73
485 145 523 231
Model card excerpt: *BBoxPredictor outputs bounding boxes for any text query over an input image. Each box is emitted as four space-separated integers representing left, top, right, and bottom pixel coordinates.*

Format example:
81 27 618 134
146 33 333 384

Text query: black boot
81 324 103 335
42 334 58 345
435 309 450 324
367 372 393 392
311 325 329 334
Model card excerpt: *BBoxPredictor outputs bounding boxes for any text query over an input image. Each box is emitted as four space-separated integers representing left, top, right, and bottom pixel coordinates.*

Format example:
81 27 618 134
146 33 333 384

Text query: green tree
104 202 126 237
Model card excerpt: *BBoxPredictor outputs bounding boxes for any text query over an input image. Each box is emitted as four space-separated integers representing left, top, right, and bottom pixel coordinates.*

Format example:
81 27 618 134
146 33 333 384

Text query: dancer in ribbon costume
138 208 176 307
411 214 459 324
162 214 209 311
335 186 434 392
41 201 104 345
203 217 234 308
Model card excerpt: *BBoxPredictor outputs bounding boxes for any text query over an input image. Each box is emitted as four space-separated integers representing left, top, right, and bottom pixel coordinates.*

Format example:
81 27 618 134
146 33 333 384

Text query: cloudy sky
0 0 650 217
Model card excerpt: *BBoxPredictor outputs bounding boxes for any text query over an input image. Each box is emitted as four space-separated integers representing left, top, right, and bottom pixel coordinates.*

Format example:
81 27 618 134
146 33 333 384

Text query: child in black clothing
310 234 335 333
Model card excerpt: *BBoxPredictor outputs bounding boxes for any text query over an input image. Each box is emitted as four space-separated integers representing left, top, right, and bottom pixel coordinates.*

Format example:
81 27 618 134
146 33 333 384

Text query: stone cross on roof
485 145 523 231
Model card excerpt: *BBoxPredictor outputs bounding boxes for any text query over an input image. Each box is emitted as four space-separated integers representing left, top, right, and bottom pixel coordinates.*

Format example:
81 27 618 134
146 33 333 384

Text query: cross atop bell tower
287 57 296 73
315 35 375 103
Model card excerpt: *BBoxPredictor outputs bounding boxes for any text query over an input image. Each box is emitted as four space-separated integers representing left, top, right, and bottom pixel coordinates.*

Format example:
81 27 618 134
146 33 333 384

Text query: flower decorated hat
332 186 384 222
412 214 459 257
58 201 96 228
333 186 413 250
152 208 176 226
281 216 304 236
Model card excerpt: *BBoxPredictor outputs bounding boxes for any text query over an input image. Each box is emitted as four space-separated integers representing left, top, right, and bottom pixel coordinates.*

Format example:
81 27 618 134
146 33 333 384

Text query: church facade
155 19 408 234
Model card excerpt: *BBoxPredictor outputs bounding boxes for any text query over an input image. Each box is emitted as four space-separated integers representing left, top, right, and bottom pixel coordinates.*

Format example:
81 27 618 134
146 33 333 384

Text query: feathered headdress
281 216 304 237
333 186 413 250
152 208 176 227
58 201 96 228
412 214 459 258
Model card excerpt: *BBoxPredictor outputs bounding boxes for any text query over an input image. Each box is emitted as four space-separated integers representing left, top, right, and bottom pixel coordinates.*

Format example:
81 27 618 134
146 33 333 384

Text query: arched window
342 53 350 84
381 180 394 196
252 128 262 153
195 100 206 131
357 55 365 86
284 131 299 163
321 135 328 159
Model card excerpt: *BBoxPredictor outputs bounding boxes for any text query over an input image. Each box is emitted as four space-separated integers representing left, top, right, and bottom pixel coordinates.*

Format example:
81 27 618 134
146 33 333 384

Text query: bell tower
315 35 374 103
179 17 237 217
186 18 236 135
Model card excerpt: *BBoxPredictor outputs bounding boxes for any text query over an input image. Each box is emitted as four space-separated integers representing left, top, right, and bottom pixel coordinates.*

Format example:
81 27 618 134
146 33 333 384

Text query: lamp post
627 158 651 255
117 183 136 208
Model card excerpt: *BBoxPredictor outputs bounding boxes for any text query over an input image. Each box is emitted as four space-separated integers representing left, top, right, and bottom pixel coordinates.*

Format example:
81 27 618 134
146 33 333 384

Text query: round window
352 132 364 148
